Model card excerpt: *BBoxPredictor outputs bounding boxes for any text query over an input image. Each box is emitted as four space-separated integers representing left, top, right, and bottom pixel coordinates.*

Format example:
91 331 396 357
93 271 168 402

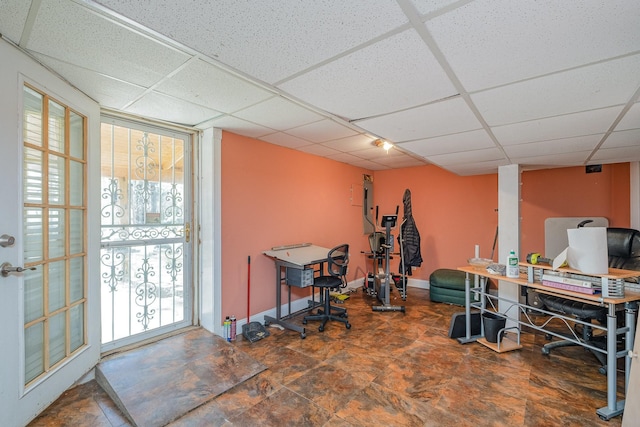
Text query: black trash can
482 312 506 343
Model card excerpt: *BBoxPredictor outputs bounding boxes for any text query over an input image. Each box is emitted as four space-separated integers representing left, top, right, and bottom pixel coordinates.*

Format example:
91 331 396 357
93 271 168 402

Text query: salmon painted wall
373 162 630 278
221 131 371 320
221 130 631 320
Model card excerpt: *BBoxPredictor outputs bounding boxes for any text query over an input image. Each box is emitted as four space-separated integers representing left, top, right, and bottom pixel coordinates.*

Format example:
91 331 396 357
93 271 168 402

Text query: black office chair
538 227 640 373
303 244 351 332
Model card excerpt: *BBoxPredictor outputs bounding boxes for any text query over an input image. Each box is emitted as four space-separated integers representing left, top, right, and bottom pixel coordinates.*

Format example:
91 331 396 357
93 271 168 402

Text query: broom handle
247 256 251 322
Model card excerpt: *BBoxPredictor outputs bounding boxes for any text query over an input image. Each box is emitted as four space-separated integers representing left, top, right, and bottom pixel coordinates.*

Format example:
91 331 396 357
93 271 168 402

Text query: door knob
0 262 36 277
0 234 15 248
628 350 638 359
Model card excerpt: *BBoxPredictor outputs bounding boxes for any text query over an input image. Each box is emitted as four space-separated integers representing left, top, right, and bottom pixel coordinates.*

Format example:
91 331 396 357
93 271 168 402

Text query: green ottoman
429 269 469 306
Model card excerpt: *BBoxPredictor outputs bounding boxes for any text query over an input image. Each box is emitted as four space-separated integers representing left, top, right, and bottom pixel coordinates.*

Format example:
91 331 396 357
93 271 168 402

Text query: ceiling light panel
471 54 640 126
279 29 457 120
29 0 190 87
94 0 410 84
492 107 623 146
426 0 640 92
356 97 481 142
155 59 274 113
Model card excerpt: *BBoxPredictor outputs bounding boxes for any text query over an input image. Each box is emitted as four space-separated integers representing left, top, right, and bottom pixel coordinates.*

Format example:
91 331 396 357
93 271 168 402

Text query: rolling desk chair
303 244 351 332
538 227 640 373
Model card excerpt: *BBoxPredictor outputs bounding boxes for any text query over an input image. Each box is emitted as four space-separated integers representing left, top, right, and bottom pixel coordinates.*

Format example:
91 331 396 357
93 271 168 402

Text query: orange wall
221 131 631 321
221 131 371 320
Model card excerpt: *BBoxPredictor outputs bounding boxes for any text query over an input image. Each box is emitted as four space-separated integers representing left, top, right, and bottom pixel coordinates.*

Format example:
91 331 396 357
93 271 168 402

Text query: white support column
631 162 640 231
199 128 223 336
498 164 521 325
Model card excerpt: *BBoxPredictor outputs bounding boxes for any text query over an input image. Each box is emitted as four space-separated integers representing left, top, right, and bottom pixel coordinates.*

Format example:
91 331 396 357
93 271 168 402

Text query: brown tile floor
29 287 624 427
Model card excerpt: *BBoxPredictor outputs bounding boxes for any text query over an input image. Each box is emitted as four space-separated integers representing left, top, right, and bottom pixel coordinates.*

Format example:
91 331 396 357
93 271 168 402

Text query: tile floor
29 287 624 427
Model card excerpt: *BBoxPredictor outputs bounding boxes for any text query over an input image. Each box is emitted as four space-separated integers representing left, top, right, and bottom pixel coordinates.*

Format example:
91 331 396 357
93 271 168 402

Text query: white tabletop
263 244 331 268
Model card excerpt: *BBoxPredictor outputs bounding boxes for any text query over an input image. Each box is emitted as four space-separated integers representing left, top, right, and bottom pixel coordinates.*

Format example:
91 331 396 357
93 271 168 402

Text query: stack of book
541 274 601 294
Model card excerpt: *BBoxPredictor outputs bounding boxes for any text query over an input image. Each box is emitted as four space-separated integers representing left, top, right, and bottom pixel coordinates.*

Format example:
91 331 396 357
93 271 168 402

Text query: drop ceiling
1 0 639 175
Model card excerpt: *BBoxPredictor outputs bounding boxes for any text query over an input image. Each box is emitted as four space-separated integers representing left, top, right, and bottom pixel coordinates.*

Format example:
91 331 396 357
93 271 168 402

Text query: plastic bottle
230 315 237 341
506 250 519 278
224 316 231 341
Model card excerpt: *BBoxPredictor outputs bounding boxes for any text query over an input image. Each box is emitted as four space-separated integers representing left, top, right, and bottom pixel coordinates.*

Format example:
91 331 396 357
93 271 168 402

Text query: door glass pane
69 111 84 159
24 269 44 323
48 261 66 312
70 209 83 254
48 209 65 259
24 208 43 262
70 303 84 352
25 322 44 383
70 161 83 206
48 100 65 153
23 87 43 147
49 154 65 205
70 257 83 302
24 148 43 204
22 85 87 386
48 312 66 366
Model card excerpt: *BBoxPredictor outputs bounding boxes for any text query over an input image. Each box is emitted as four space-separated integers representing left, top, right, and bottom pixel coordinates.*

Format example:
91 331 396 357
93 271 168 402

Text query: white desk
458 263 640 420
263 244 331 338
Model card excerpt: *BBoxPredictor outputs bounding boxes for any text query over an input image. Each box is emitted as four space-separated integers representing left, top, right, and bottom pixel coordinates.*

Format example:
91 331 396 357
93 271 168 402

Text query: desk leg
624 302 638 392
596 303 624 420
264 265 307 339
458 272 479 344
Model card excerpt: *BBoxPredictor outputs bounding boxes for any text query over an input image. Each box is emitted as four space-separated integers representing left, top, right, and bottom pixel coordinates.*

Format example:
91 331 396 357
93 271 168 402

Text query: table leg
458 271 478 344
596 303 624 420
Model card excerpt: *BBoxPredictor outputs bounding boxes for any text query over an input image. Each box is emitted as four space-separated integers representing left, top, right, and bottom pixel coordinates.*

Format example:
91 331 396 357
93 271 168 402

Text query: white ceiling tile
234 97 323 131
285 120 358 143
408 0 467 16
31 53 146 110
297 144 342 157
373 155 426 168
616 102 640 131
355 97 482 142
0 0 31 43
510 151 592 167
125 92 222 126
427 147 505 166
398 129 495 157
427 0 640 91
492 107 623 146
503 135 602 158
326 152 373 164
349 159 389 170
445 158 510 176
601 129 640 149
471 55 640 126
95 0 410 84
259 132 312 149
204 115 273 138
28 0 190 88
155 58 274 113
591 146 640 163
321 134 377 152
279 29 457 120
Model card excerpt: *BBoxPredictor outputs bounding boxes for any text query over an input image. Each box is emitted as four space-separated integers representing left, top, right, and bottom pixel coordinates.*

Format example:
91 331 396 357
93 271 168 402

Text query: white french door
99 116 194 351
0 40 101 427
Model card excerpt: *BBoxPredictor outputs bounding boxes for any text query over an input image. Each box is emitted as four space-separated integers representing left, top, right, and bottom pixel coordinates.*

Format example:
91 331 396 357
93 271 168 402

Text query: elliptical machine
365 207 406 313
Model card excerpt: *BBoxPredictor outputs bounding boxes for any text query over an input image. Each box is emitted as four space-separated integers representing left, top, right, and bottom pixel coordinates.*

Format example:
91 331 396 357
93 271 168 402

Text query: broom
242 255 269 342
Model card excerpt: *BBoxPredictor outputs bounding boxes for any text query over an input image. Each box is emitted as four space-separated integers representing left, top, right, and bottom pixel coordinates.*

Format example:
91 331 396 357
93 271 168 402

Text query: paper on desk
562 227 608 274
552 248 568 270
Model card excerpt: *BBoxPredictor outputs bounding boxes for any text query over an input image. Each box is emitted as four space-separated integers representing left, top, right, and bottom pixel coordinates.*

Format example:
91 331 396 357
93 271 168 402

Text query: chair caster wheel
599 366 607 375
300 333 306 339
302 320 307 325
346 323 351 329
541 347 550 355
545 334 552 340
318 326 324 332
